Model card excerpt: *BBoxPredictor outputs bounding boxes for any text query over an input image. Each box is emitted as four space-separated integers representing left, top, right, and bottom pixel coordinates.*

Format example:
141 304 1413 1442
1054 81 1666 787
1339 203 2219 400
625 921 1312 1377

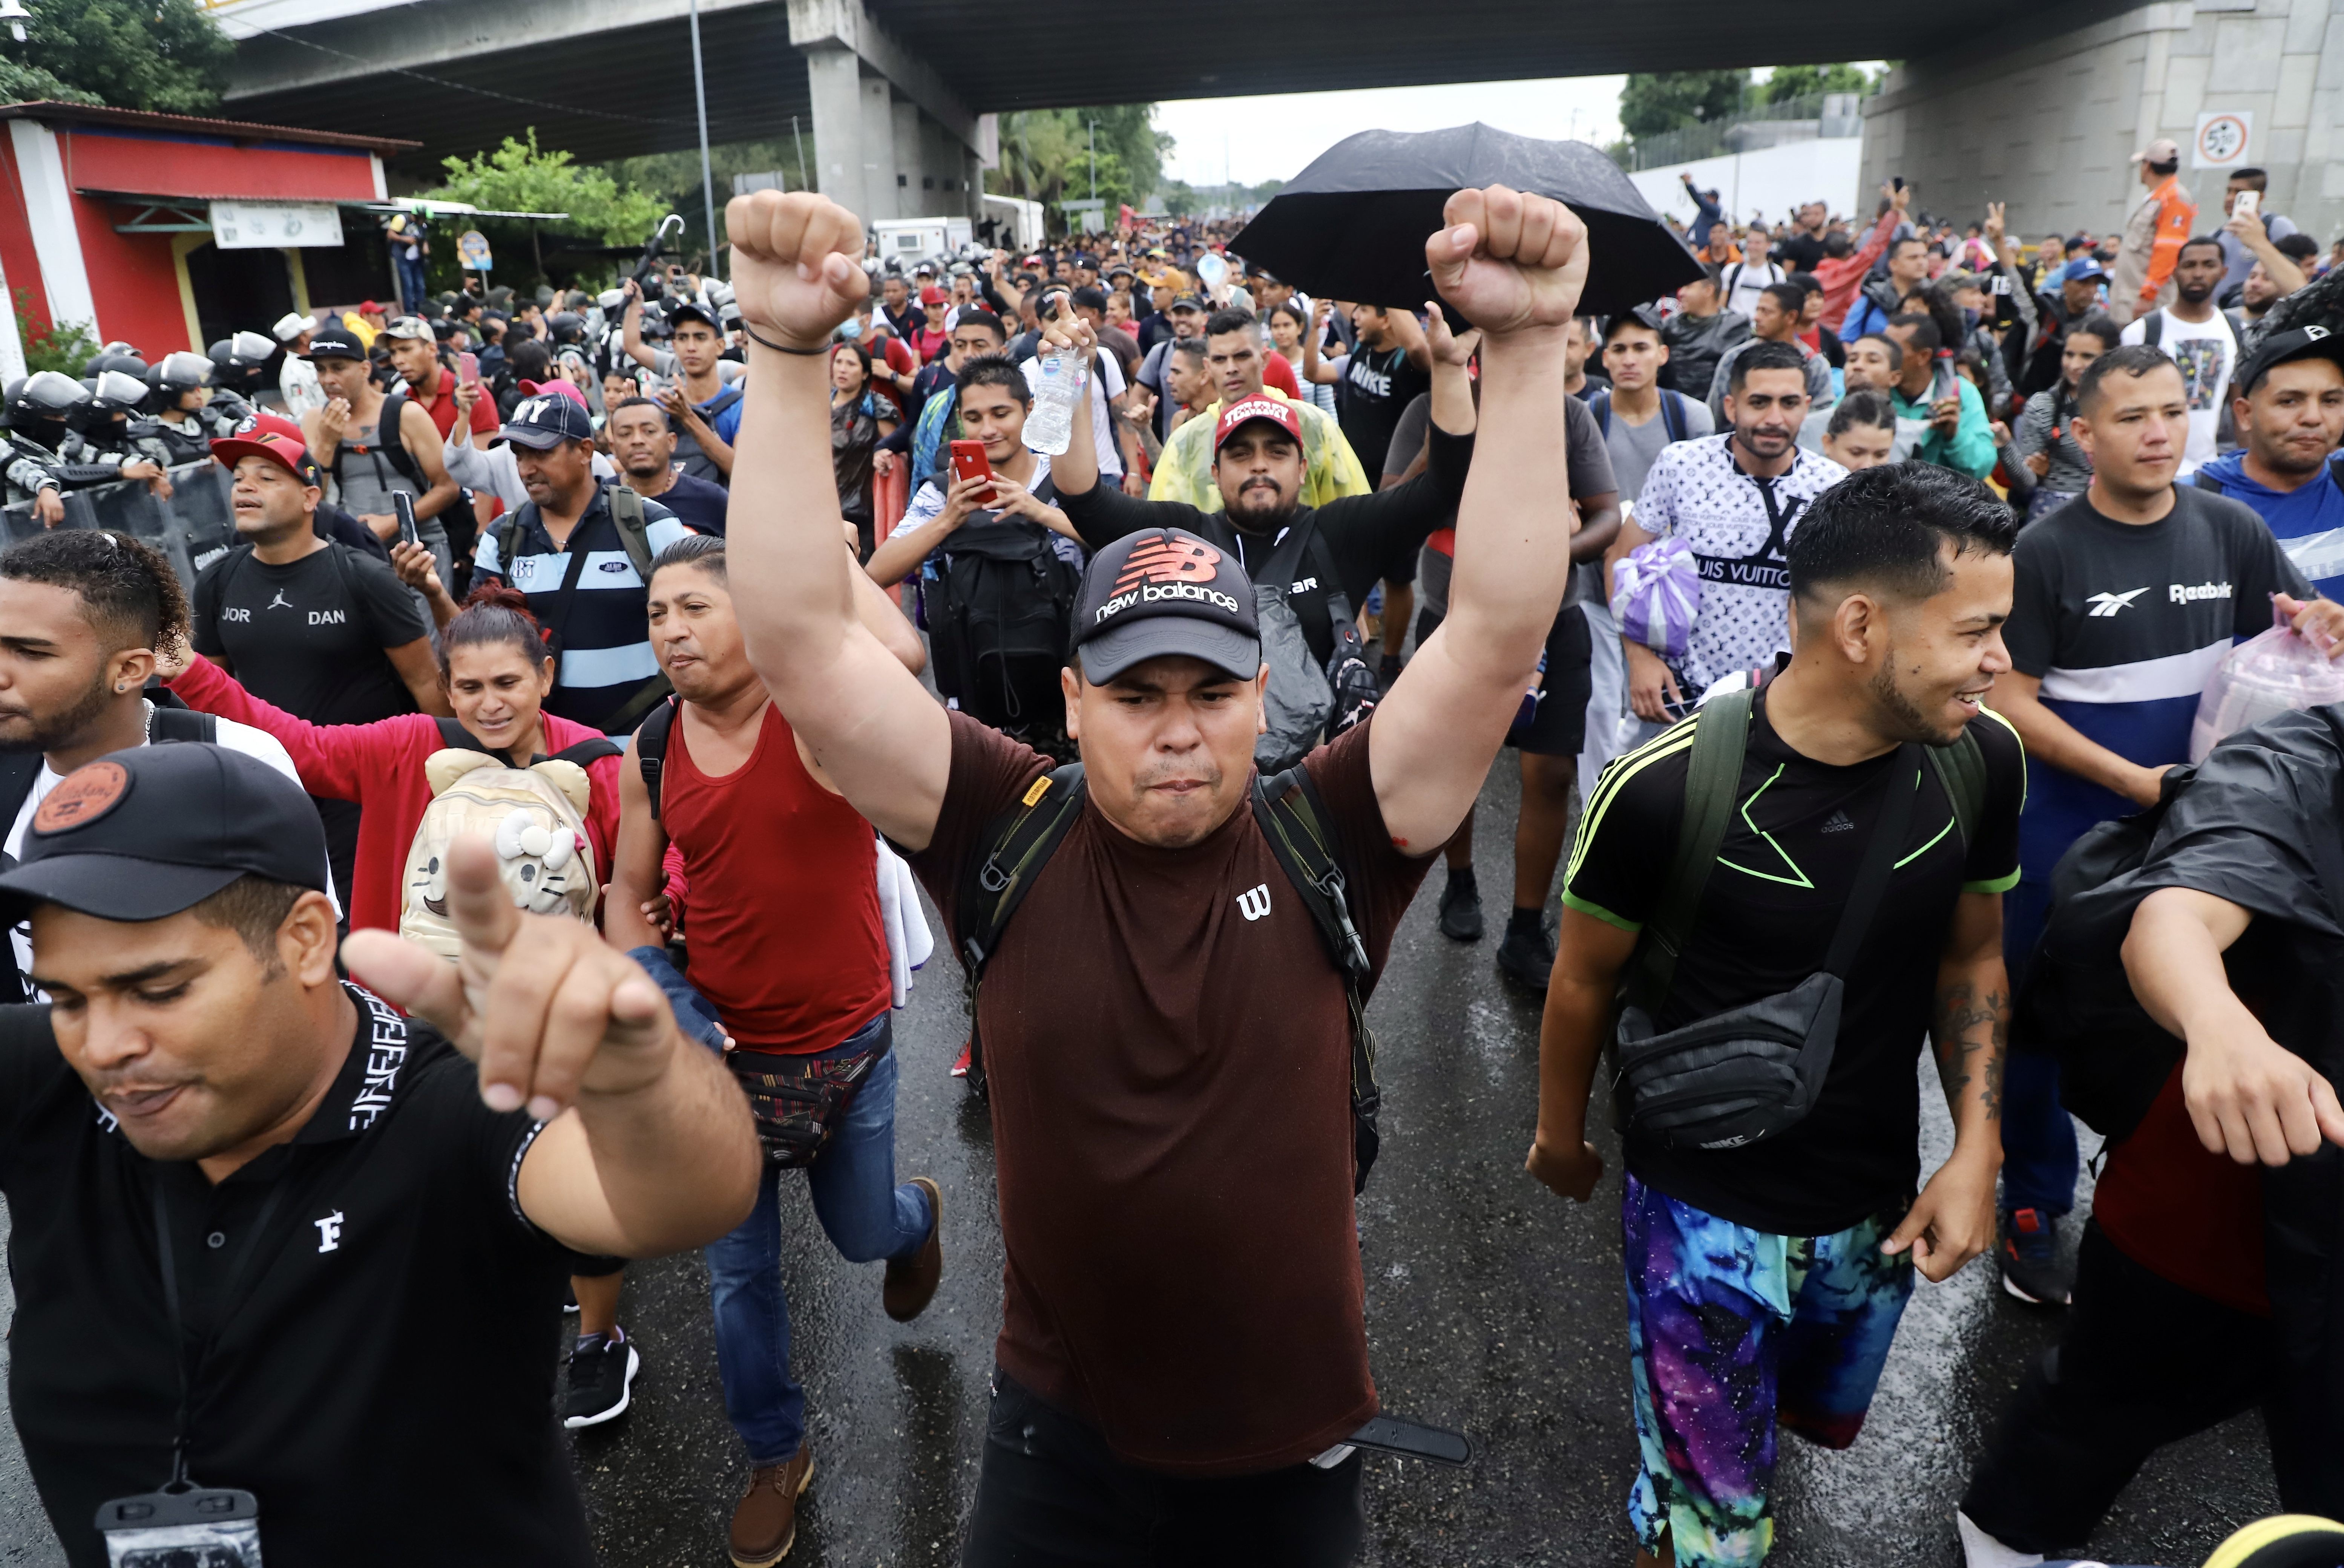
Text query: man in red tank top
606 534 939 1568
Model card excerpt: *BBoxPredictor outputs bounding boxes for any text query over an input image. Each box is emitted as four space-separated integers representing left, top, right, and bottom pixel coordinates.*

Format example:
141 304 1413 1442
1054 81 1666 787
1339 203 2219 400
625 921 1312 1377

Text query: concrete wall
1863 0 2340 250
1628 138 1869 230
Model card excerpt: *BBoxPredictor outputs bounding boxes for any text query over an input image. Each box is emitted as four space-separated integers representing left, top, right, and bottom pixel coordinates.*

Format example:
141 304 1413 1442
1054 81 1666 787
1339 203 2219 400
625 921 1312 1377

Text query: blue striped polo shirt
2003 486 2310 880
472 482 690 733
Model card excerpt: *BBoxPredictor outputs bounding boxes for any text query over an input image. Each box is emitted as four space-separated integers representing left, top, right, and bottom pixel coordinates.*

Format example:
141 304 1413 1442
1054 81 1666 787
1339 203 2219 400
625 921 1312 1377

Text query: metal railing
1617 89 1872 173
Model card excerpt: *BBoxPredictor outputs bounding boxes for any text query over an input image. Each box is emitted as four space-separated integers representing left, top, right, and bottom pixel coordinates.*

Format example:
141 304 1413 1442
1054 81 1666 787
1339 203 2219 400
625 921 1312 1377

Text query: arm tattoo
1932 978 2009 1122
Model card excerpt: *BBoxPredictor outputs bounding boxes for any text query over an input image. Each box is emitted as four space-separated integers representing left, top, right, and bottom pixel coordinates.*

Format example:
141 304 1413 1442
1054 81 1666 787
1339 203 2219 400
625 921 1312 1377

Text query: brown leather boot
728 1443 812 1567
883 1176 943 1322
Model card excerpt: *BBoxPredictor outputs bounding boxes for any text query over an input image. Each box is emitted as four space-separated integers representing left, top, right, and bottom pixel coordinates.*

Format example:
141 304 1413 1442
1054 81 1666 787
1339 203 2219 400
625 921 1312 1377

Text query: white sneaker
1957 1509 2046 1568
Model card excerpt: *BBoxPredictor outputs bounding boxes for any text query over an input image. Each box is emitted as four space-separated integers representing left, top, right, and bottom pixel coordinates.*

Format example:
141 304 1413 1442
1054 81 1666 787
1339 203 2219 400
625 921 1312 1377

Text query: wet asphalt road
0 758 2280 1567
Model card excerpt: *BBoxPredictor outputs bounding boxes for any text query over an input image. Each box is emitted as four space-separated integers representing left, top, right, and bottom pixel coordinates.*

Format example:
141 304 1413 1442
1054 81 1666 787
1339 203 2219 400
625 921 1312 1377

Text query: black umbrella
1229 122 1703 321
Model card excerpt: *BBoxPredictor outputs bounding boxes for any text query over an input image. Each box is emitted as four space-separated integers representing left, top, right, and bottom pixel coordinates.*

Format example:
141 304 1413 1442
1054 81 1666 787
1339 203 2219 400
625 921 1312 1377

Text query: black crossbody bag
1611 687 1926 1151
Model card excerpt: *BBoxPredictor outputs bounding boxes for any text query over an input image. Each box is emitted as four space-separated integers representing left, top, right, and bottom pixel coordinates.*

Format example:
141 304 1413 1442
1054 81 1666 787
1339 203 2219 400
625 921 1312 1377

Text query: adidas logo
1821 810 1856 834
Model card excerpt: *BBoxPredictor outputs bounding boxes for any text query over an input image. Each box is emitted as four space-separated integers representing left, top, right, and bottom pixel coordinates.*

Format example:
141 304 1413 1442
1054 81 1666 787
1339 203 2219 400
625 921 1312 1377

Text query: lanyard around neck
149 1173 291 1487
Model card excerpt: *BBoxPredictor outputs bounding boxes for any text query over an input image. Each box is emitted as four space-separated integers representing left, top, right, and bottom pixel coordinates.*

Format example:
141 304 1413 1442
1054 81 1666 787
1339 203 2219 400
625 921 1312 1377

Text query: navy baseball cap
498 389 595 449
2062 257 2107 284
1072 528 1260 685
0 744 328 922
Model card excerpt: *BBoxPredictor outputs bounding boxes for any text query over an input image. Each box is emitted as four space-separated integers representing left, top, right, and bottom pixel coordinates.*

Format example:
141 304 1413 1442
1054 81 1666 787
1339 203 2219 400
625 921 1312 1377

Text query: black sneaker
1438 870 1484 942
1495 912 1555 991
1998 1208 2072 1306
563 1329 641 1428
1378 652 1404 689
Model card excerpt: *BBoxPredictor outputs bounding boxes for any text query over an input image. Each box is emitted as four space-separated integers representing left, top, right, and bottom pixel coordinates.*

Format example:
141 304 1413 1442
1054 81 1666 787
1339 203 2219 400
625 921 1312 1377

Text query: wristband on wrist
743 324 829 357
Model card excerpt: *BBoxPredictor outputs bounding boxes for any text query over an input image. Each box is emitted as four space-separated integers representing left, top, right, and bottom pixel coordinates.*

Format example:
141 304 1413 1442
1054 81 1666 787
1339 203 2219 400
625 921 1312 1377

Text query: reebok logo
314 1211 344 1253
2169 580 2232 605
1235 883 1272 921
1821 810 1855 834
2086 588 2149 617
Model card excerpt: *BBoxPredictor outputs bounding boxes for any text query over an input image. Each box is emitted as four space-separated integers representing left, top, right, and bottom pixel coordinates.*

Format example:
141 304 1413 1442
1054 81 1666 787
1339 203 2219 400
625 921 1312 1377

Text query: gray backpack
1252 516 1377 773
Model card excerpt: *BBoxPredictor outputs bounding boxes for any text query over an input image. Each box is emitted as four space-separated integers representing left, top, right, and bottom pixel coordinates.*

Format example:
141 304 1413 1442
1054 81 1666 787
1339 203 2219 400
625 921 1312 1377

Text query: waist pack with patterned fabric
727 1035 890 1167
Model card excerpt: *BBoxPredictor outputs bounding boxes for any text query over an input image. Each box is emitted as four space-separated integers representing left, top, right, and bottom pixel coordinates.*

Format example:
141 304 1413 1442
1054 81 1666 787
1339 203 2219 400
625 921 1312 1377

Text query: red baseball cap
920 285 948 305
1212 395 1302 453
211 408 319 484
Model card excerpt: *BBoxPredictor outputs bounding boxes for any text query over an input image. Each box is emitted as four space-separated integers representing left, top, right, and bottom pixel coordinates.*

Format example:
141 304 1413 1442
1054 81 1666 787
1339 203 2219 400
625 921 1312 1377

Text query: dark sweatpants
963 1371 1365 1567
1960 1217 2341 1553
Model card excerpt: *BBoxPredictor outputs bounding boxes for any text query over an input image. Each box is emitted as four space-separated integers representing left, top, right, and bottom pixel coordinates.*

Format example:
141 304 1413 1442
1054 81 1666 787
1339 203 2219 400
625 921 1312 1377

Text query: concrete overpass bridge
211 0 2341 251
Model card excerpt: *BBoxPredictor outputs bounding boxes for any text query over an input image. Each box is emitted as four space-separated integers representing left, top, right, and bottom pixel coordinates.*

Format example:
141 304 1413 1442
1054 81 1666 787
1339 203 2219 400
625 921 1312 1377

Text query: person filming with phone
862 355 1085 758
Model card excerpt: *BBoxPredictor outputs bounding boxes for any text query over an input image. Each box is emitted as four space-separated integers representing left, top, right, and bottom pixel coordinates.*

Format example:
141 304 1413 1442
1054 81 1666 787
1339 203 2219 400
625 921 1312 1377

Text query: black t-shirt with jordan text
0 987 590 1567
192 543 429 726
1565 691 2026 1235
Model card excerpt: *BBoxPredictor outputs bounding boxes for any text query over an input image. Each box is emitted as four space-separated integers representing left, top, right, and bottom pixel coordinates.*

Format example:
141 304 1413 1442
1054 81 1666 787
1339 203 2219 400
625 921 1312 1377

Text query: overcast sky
1154 77 1630 188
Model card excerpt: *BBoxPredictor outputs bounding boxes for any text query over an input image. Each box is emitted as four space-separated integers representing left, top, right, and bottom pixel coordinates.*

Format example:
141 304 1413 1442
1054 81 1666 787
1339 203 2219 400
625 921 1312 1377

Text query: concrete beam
859 74 899 223
224 0 772 100
892 96 922 217
785 0 976 148
804 42 867 219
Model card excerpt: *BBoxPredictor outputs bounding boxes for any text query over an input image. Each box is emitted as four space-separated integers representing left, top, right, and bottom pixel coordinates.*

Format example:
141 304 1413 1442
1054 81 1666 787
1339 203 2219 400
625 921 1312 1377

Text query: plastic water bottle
1023 346 1088 456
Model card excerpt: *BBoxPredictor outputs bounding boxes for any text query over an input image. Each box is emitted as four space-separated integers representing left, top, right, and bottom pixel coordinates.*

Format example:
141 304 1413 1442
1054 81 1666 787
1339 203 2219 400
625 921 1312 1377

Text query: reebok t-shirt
1565 693 2025 1234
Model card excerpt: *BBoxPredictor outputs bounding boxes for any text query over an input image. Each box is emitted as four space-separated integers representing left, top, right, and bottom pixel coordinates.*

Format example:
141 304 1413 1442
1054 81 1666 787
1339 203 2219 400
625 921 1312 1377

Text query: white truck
871 216 973 270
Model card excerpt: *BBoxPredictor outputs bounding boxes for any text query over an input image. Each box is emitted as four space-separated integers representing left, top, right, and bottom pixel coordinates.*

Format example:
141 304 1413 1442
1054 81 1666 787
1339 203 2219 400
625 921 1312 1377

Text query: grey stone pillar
804 43 866 222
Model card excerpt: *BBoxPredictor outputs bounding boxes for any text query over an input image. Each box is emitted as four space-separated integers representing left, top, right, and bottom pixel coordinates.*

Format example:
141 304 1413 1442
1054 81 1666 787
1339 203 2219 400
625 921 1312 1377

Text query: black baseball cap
302 323 366 361
498 388 596 449
667 301 721 332
0 744 328 922
1071 528 1261 685
1169 292 1208 313
2234 326 2344 399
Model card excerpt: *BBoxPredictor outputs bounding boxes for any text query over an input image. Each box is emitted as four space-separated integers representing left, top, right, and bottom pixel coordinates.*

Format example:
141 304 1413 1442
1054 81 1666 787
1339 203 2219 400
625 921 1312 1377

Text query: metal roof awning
0 97 417 154
353 197 571 222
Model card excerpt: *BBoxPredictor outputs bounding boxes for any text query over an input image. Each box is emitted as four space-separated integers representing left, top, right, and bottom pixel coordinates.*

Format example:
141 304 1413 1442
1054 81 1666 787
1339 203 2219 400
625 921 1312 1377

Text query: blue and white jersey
472 482 690 733
2004 486 2309 876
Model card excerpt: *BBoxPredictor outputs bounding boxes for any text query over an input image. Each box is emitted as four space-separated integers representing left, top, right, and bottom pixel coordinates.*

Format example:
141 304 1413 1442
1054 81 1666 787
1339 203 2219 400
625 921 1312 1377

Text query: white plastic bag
2189 611 2344 761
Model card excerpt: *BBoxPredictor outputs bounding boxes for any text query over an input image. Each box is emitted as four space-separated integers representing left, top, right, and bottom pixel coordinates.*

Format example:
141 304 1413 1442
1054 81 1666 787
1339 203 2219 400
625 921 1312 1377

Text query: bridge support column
1864 0 2339 251
804 44 869 221
792 0 980 237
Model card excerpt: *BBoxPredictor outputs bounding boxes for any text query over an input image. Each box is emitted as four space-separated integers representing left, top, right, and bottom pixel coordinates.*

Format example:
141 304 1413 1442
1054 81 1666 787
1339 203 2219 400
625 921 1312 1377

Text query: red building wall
56 126 380 202
70 194 191 357
0 135 51 340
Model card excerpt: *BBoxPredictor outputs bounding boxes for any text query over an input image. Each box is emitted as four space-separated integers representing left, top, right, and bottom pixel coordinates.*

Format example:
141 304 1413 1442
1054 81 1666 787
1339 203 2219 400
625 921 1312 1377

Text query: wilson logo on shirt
1235 884 1272 922
2085 588 2149 617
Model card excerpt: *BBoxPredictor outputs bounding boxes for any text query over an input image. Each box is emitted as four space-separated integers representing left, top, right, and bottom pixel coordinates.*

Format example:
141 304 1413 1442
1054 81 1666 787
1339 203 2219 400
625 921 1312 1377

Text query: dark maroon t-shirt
907 712 1429 1475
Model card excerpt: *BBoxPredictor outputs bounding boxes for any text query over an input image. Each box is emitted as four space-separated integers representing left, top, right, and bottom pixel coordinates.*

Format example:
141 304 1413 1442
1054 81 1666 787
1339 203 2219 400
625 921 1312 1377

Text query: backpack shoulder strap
1660 391 1689 443
955 762 1089 1096
545 736 622 767
2192 470 2227 495
377 391 424 488
1928 727 1988 854
145 706 218 744
495 508 528 579
431 715 513 766
638 695 678 821
2142 313 2163 350
607 484 656 580
1588 389 1611 436
1626 687 1752 1014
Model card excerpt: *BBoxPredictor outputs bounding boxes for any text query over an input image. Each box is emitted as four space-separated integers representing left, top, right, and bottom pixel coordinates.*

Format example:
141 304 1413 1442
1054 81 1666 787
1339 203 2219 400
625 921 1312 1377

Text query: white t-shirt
1021 350 1127 478
1631 433 1850 693
6 704 341 987
1721 259 1787 322
2120 308 2237 475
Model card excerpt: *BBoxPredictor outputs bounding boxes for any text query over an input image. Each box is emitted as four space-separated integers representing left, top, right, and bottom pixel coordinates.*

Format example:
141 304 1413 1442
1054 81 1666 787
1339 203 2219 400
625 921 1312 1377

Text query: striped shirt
2003 487 2308 878
472 482 689 734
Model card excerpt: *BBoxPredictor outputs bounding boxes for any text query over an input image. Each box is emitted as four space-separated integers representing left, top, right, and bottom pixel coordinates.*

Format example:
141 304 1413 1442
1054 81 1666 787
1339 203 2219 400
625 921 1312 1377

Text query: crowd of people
0 129 2339 1568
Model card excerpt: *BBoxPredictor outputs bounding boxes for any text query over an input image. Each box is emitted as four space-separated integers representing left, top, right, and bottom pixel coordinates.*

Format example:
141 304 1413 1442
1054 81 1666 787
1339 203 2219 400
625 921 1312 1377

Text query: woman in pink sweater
167 584 624 934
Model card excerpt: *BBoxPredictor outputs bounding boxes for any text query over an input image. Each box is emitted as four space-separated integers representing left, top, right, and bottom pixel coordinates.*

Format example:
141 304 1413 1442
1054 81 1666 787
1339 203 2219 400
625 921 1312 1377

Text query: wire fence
1616 89 1873 173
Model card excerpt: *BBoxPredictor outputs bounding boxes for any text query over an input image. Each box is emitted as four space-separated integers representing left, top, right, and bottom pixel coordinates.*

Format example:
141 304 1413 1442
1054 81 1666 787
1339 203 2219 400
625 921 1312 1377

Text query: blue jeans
2000 876 2079 1217
702 1011 933 1465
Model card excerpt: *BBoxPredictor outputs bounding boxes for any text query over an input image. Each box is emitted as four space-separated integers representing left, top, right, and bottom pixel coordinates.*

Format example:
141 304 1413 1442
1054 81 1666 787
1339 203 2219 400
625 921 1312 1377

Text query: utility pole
1088 119 1098 204
792 115 809 193
688 0 719 275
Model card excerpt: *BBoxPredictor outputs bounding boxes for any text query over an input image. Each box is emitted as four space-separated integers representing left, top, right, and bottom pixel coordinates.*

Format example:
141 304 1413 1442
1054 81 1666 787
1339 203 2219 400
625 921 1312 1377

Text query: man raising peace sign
719 184 1585 1560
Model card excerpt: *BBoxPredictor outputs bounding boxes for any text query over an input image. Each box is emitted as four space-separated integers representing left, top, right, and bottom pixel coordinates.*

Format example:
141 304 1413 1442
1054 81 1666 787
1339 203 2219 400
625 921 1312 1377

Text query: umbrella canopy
1229 122 1703 320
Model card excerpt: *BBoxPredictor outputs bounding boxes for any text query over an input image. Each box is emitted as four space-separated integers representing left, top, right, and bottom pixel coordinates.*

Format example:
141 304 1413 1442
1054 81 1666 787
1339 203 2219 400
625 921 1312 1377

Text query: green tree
430 132 667 244
600 136 811 266
12 289 99 377
1618 71 1751 139
987 106 1172 223
10 0 233 113
0 59 101 106
1757 63 1878 104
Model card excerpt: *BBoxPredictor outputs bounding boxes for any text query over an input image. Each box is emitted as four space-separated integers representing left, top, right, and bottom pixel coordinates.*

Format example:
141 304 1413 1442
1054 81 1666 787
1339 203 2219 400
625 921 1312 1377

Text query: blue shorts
1622 1174 1916 1567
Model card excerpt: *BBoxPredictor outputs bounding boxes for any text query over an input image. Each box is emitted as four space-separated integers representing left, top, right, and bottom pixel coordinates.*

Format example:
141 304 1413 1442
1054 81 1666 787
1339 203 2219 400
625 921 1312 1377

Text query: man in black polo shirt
466 393 691 734
193 426 446 914
0 742 756 1566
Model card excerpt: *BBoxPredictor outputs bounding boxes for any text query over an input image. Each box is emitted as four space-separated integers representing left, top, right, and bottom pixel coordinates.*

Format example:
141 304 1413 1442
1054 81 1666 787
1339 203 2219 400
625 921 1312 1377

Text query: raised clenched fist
1424 185 1589 339
723 190 872 354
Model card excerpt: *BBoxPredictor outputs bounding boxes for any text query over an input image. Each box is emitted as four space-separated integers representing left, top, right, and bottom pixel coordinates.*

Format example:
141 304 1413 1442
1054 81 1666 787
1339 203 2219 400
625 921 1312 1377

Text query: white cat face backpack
400 747 601 957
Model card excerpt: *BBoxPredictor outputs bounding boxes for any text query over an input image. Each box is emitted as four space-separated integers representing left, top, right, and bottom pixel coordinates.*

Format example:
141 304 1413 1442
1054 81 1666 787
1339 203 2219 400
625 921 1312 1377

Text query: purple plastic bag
2189 605 2344 761
1612 536 1700 664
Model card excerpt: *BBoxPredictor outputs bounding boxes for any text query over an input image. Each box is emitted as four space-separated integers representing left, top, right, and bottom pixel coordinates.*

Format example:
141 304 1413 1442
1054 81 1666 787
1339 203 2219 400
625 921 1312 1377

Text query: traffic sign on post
458 229 493 272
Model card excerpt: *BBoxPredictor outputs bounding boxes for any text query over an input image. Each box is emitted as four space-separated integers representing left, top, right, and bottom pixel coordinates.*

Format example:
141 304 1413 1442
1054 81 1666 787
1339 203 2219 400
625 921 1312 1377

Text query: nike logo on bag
2086 588 2149 617
1236 884 1272 922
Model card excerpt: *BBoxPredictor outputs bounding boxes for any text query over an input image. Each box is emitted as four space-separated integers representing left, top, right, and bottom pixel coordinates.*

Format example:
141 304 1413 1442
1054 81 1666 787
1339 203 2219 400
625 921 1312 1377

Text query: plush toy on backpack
400 748 599 957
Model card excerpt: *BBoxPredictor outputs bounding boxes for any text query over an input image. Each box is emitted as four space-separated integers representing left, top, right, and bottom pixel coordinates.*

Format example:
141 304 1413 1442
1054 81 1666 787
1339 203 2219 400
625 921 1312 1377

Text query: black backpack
1587 387 1692 443
926 498 1081 733
952 760 1386 1193
2017 710 2344 1141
